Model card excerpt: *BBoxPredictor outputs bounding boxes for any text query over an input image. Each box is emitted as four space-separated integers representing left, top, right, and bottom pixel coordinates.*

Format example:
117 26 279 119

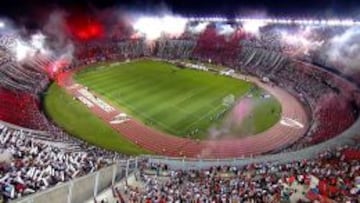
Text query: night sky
1 0 360 20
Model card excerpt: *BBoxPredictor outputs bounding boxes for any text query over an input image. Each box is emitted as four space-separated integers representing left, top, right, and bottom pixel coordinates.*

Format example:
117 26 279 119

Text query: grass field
73 59 281 139
44 84 149 155
228 88 282 136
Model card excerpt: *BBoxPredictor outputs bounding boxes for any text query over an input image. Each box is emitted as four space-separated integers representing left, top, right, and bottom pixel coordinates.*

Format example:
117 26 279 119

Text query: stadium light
188 16 360 27
0 21 5 28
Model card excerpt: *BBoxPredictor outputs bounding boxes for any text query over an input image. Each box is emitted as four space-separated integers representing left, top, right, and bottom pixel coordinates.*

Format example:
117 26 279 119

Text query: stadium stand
0 22 359 202
119 146 359 202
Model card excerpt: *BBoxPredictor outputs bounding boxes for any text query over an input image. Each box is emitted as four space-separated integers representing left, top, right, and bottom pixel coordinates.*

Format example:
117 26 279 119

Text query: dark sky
1 0 360 20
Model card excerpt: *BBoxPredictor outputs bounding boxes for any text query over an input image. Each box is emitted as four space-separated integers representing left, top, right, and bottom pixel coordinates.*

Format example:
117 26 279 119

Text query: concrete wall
13 159 138 203
33 184 69 203
71 173 96 203
97 166 114 194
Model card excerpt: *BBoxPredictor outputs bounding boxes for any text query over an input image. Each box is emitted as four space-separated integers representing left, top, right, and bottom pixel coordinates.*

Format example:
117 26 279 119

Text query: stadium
0 0 359 202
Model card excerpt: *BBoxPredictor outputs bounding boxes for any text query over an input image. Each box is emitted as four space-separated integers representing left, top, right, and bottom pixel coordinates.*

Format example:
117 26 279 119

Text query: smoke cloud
130 10 188 40
42 10 75 63
241 20 267 36
280 26 325 56
326 27 360 71
2 5 360 78
187 21 209 34
215 23 236 35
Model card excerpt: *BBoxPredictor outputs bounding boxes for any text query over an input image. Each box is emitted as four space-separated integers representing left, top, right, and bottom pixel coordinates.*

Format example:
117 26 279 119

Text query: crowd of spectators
124 146 360 202
307 93 356 144
6 31 354 151
0 53 49 94
0 123 124 201
154 35 359 148
74 40 151 66
0 25 359 202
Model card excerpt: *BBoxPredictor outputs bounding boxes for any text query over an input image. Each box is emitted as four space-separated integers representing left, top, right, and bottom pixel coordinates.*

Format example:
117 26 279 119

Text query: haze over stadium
0 0 359 202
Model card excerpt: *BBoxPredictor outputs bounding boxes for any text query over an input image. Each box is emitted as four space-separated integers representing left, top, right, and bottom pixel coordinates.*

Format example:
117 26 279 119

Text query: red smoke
46 59 70 79
66 14 104 41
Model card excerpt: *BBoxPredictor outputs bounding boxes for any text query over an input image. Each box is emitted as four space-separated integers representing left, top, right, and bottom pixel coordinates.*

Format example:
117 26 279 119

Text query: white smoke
43 11 69 46
242 20 267 35
5 32 51 61
280 27 324 56
43 10 75 62
0 10 74 76
187 22 209 34
0 18 50 61
30 33 46 51
131 13 188 40
326 27 360 70
216 23 236 35
0 12 67 62
13 38 37 61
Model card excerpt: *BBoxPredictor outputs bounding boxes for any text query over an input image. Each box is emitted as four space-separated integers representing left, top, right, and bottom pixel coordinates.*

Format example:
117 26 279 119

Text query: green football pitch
75 59 281 138
44 83 150 155
44 59 281 154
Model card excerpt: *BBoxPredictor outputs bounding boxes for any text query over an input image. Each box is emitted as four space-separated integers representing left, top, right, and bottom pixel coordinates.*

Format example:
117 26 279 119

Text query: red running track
58 71 309 158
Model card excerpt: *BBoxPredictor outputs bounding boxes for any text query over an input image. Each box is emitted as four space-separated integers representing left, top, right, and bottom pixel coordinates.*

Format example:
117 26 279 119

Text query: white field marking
78 88 115 113
77 96 94 108
68 84 80 90
280 117 304 129
110 119 129 125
